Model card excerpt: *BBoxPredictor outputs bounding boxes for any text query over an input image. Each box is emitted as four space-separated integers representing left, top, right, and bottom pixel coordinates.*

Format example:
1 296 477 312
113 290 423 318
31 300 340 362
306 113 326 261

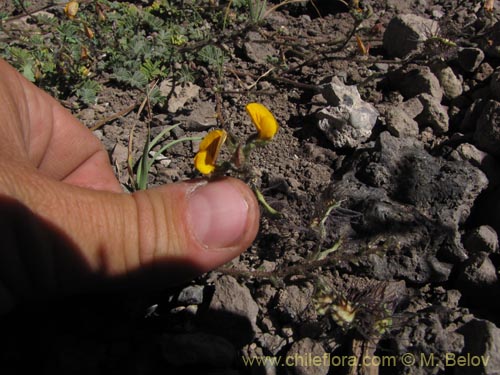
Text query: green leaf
134 123 202 190
112 68 148 89
140 59 167 81
75 80 101 105
22 62 35 82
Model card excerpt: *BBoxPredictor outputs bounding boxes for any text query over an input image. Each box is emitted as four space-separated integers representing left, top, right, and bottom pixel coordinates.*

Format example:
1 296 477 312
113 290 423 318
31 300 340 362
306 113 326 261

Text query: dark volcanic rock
458 47 485 73
457 319 500 375
385 106 419 137
161 332 235 367
474 100 500 157
456 252 498 294
369 133 487 236
323 132 487 283
464 225 499 254
205 276 259 345
286 338 329 375
383 14 439 58
387 65 443 101
416 93 449 134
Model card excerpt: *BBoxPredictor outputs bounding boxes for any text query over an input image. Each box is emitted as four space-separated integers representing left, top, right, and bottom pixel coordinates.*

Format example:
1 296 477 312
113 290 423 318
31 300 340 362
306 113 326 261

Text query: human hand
0 58 259 314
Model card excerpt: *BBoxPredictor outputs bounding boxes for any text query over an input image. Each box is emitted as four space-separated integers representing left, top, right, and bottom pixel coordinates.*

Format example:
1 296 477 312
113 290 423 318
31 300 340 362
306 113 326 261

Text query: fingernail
187 180 249 249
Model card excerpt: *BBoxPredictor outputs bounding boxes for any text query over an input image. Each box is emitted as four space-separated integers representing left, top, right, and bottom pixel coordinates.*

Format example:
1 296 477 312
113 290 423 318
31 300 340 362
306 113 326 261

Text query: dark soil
2 1 500 374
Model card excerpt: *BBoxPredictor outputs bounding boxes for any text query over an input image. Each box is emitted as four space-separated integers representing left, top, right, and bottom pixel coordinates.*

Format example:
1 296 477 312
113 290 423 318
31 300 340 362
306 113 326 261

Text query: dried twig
218 245 383 280
90 103 138 132
228 68 320 92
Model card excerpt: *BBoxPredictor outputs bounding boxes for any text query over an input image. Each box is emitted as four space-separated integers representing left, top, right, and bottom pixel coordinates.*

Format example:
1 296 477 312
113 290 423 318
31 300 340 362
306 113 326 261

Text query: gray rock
385 106 419 137
474 100 500 157
434 65 463 99
161 333 235 366
177 285 204 305
255 284 277 307
489 68 500 101
244 31 278 64
460 99 485 132
416 93 449 134
457 319 500 375
321 76 362 106
256 333 287 356
432 9 444 19
474 62 494 82
464 226 499 254
316 106 377 148
286 338 329 375
207 275 259 344
374 63 389 72
174 100 218 130
77 108 95 123
457 252 498 290
395 313 465 371
474 187 500 236
111 142 128 165
389 65 443 101
317 77 378 148
277 284 314 322
458 47 485 72
483 20 500 58
456 143 500 187
456 143 489 166
383 14 439 58
385 0 413 13
159 79 200 113
399 97 425 119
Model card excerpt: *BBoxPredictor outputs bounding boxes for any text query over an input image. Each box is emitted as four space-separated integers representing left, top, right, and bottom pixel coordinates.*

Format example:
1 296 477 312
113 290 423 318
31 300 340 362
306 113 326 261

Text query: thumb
0 173 259 313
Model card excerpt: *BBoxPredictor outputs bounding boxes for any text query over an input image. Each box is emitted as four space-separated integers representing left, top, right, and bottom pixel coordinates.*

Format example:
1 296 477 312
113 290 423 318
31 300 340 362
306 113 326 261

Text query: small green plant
132 123 202 191
313 280 398 337
249 0 268 23
0 1 216 105
198 45 226 83
224 0 308 26
75 79 101 105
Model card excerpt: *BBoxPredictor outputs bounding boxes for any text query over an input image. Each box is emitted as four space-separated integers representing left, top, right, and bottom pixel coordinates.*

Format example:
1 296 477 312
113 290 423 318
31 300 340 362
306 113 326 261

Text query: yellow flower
194 130 227 175
79 66 91 78
246 103 278 141
64 0 79 19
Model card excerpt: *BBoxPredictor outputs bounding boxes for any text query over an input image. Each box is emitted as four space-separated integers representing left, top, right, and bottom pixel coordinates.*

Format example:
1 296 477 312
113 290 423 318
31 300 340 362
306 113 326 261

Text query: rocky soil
2 1 500 374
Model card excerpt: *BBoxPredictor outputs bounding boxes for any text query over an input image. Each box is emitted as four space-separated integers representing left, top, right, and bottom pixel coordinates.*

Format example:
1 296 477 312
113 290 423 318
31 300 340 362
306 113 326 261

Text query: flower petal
64 1 79 19
194 129 227 175
198 129 227 152
246 103 278 140
194 150 216 175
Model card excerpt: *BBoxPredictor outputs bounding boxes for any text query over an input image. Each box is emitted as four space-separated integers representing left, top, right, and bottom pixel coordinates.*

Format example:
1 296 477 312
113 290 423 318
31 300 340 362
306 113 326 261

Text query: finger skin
0 58 121 192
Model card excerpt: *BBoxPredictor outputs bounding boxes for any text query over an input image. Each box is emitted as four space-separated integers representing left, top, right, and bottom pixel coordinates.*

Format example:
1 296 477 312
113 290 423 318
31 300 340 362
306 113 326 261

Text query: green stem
254 187 280 216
